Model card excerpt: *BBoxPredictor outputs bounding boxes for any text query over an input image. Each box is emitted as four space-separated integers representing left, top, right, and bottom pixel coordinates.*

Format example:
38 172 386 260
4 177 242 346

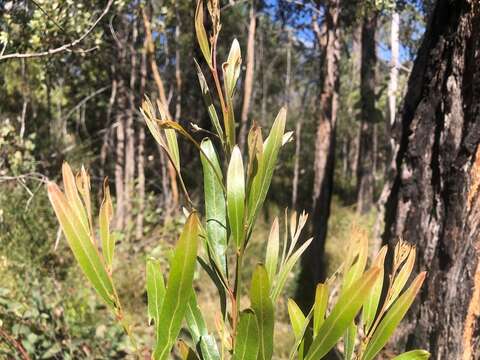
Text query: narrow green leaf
195 0 212 67
265 217 279 283
392 350 430 360
223 39 242 97
195 60 224 140
233 310 259 360
271 238 312 302
47 183 115 307
153 213 200 360
146 258 166 325
250 265 274 360
313 283 329 338
362 246 387 332
305 268 381 360
344 323 356 360
200 139 227 273
362 272 426 360
99 179 114 270
186 291 220 360
247 108 286 230
287 299 306 339
227 146 245 249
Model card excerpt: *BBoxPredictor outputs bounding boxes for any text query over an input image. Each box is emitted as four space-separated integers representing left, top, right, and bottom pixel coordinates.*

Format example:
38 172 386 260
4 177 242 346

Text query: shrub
47 1 429 359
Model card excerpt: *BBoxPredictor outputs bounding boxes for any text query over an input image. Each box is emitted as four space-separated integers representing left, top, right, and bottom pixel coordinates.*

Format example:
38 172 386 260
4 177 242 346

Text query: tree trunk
388 10 399 128
124 18 138 235
356 9 377 214
136 40 147 240
382 1 480 358
114 99 125 230
298 0 341 309
238 0 256 152
175 1 182 121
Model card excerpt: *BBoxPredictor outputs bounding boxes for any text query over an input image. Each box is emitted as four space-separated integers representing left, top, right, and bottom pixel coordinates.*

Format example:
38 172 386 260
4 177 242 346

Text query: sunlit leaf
195 0 212 67
344 322 356 360
287 298 306 339
47 182 115 307
233 310 259 360
362 272 426 360
313 283 329 338
99 178 114 270
200 139 227 274
247 108 286 231
265 217 279 283
362 246 387 332
392 350 430 360
250 265 274 360
305 267 381 360
387 245 416 309
153 213 200 360
146 258 166 325
227 146 245 250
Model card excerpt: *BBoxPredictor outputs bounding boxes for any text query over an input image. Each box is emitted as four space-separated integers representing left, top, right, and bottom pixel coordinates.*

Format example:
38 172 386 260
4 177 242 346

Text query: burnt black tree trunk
356 8 377 214
382 0 480 358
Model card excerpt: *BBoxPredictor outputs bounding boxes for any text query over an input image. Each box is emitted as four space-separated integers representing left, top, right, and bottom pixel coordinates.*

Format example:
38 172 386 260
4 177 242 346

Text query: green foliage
45 1 428 359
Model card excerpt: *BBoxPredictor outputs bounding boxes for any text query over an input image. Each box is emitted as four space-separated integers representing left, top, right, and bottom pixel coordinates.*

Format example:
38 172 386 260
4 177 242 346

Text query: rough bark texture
356 9 377 215
382 1 480 358
298 0 340 309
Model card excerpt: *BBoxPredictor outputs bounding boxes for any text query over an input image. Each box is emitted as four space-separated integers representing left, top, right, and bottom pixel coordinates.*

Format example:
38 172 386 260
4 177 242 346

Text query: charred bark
382 0 480 358
356 8 377 214
297 0 341 309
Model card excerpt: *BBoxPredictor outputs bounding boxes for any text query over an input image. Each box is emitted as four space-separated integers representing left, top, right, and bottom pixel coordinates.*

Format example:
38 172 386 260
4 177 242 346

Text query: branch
0 0 114 61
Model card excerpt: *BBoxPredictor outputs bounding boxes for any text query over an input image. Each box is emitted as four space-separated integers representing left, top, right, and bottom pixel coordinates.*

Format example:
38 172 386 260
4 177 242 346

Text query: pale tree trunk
356 9 377 214
124 18 138 235
142 8 179 212
136 40 147 240
100 73 117 182
298 0 341 309
388 11 399 128
114 96 126 230
238 0 256 152
382 0 480 358
174 1 182 121
372 9 400 247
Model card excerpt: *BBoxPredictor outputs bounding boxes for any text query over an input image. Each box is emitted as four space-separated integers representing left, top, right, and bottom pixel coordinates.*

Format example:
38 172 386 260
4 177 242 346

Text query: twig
62 86 110 122
0 0 114 61
0 326 31 360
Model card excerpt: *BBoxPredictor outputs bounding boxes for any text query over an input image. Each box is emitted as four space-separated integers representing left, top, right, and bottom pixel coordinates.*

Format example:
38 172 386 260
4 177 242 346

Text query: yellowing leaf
99 178 114 270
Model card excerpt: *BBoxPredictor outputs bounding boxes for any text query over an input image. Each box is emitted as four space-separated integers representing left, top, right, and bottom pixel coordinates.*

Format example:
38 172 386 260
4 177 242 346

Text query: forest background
1 0 479 359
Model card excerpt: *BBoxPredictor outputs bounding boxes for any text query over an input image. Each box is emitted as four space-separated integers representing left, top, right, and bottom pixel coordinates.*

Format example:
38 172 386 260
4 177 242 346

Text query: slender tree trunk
238 0 256 152
356 9 377 214
298 0 341 309
136 40 147 240
388 10 399 128
124 18 138 234
100 73 117 182
114 95 126 230
175 1 182 121
382 1 480 358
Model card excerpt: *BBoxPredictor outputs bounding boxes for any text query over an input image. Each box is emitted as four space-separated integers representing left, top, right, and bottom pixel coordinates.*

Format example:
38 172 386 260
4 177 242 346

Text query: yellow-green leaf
153 213 200 360
362 272 426 360
250 265 274 360
146 258 166 325
305 268 381 360
265 217 279 283
313 283 329 338
195 0 212 67
99 178 114 270
227 146 245 249
287 299 306 340
233 310 259 360
47 182 115 307
392 350 430 360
